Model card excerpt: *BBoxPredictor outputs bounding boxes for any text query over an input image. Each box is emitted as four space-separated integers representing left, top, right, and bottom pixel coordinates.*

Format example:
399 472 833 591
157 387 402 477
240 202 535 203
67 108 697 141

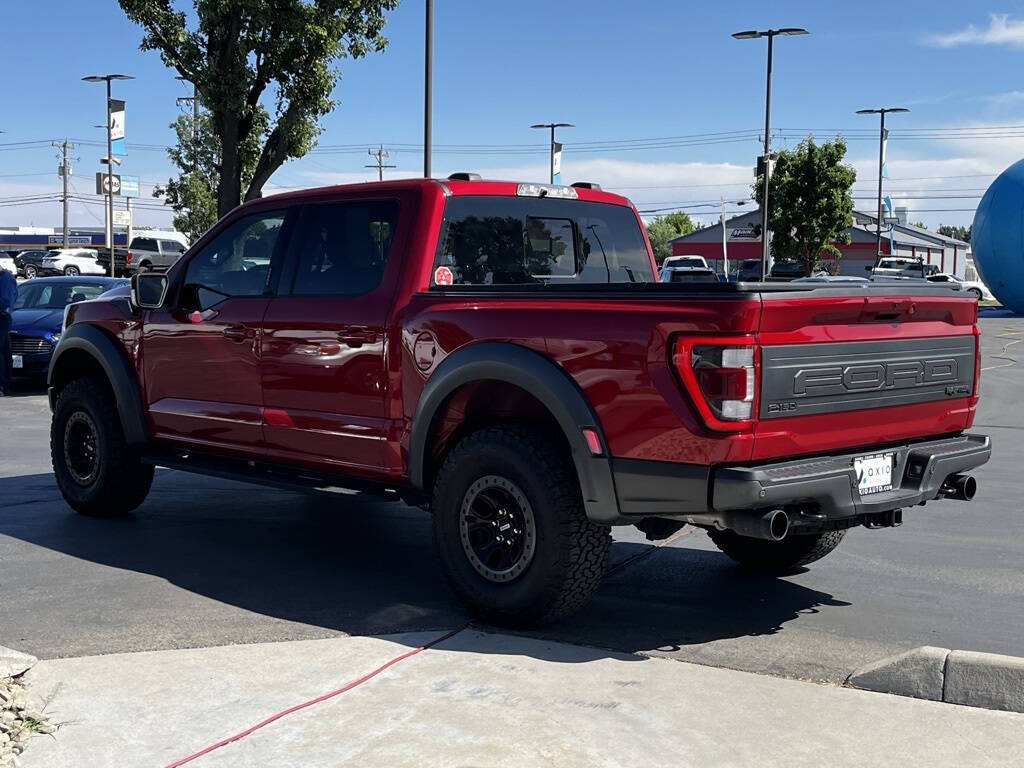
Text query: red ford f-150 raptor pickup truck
48 176 990 625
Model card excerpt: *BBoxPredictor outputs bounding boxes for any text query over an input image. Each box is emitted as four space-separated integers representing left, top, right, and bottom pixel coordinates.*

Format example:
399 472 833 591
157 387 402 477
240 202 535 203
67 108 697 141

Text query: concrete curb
0 645 38 678
847 645 1024 713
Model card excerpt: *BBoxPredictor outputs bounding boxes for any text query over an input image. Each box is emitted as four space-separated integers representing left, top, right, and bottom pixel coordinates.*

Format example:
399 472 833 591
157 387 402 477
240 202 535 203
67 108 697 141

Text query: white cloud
927 13 1024 48
279 157 756 224
986 90 1024 105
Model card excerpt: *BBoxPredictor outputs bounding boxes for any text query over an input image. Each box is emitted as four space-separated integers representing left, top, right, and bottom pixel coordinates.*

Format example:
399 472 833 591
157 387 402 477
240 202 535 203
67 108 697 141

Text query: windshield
13 282 108 310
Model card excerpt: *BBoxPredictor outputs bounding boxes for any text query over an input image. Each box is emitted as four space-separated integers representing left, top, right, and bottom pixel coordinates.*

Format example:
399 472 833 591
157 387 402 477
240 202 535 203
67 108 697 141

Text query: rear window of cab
433 196 653 286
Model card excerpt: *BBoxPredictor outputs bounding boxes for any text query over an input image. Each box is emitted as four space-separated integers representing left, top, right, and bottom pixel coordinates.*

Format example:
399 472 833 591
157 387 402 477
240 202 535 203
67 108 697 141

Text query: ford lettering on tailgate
760 336 975 418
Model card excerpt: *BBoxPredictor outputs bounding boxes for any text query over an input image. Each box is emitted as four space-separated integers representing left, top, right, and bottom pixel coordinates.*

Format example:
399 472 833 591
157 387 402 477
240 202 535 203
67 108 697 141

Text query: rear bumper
712 434 990 518
611 434 991 524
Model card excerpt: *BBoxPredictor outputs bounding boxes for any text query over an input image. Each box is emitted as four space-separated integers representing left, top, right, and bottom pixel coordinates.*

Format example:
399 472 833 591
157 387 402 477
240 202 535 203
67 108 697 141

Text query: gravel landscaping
0 648 55 767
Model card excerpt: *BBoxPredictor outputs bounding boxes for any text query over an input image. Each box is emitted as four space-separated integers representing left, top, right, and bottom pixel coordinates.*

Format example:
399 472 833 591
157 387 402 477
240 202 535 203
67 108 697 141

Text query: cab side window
182 211 285 310
290 200 399 296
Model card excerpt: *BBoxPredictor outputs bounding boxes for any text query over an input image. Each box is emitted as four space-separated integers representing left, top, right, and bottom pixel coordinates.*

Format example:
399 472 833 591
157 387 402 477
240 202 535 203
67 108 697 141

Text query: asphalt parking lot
1 313 1022 684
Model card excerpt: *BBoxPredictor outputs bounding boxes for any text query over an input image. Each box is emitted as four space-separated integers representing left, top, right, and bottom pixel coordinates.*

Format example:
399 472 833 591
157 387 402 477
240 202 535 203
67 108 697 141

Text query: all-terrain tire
432 425 611 626
51 377 154 516
707 529 847 575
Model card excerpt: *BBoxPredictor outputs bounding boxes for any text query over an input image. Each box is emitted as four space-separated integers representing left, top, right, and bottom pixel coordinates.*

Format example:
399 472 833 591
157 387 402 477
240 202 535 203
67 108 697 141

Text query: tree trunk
216 113 243 219
244 106 300 203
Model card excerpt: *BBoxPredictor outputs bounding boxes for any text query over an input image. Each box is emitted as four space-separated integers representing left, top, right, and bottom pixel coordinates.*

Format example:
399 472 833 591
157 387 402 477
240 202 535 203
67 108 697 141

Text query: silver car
126 236 186 272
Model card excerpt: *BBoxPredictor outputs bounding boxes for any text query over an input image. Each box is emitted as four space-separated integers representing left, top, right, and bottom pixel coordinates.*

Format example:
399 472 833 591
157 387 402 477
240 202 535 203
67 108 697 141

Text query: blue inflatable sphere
973 158 1024 313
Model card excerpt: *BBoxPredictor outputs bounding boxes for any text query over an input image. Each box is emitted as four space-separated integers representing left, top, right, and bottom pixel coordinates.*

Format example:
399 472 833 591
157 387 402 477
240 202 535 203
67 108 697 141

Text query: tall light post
531 122 574 184
857 106 909 270
732 27 808 280
424 0 433 178
83 73 134 276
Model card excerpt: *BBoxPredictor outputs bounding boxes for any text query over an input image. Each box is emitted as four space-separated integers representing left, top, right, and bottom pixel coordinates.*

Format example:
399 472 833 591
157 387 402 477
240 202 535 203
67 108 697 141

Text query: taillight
125 251 132 264
673 339 758 430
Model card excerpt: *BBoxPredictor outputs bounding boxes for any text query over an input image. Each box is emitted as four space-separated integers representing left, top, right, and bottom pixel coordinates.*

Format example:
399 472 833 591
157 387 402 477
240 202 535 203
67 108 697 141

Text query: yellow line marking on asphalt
981 327 1023 372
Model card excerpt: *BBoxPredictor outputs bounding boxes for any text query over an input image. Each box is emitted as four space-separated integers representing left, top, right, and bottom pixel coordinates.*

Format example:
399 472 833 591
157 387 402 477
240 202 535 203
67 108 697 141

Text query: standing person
0 261 17 396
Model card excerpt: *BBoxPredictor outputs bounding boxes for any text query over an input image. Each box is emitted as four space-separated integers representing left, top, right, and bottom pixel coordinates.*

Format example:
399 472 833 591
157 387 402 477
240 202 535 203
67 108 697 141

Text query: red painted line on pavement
163 625 468 768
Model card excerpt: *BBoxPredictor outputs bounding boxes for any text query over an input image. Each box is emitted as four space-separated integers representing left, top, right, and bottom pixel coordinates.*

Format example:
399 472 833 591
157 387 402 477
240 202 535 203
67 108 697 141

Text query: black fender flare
48 324 149 447
408 342 623 525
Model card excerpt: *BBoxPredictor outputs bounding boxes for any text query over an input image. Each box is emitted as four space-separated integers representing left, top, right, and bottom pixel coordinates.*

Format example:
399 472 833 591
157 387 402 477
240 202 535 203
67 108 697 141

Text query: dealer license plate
12 354 22 369
854 452 894 495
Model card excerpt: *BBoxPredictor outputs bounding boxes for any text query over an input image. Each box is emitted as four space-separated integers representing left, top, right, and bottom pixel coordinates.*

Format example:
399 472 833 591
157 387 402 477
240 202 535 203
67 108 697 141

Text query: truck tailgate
752 291 979 461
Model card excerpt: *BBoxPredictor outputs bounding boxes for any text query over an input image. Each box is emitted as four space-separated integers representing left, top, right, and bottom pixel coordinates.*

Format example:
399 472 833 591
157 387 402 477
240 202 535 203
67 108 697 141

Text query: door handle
222 323 252 341
336 327 377 348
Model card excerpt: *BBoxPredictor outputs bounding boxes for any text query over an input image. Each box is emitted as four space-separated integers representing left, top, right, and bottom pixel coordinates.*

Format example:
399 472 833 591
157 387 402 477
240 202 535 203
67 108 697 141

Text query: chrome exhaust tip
941 473 977 501
726 508 790 541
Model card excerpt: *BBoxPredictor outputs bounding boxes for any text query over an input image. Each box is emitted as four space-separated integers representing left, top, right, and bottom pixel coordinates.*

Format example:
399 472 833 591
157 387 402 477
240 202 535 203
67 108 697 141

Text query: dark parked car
14 249 51 279
767 260 807 281
9 276 127 380
736 258 763 281
659 266 719 283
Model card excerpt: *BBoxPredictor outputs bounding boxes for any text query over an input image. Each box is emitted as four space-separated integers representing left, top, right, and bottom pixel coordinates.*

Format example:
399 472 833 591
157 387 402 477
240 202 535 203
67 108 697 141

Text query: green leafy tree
153 106 268 241
120 0 398 218
754 136 856 276
938 224 972 242
645 211 696 264
911 220 927 229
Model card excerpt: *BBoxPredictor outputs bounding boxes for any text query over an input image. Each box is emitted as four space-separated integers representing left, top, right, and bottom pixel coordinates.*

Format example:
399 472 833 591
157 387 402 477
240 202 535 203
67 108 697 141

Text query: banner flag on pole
109 98 126 156
880 127 889 179
552 141 562 185
883 195 893 215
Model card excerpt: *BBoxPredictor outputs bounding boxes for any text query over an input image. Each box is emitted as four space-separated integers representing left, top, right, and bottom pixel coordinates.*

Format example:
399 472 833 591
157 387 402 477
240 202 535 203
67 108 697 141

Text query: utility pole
366 145 396 181
857 106 910 271
176 77 200 173
530 122 574 183
126 197 133 250
53 140 77 249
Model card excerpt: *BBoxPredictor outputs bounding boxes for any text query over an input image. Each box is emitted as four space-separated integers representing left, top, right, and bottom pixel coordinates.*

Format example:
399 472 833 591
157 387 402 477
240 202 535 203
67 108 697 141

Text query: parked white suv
40 249 105 277
662 254 709 270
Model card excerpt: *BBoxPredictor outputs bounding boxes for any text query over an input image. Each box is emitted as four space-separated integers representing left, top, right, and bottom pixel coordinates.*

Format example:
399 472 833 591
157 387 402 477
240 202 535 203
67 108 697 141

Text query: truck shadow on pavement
0 469 850 665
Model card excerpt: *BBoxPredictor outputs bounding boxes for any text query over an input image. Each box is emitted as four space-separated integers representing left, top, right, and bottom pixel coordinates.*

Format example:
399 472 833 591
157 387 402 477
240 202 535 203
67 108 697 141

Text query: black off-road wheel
432 425 611 626
51 377 154 517
707 529 847 575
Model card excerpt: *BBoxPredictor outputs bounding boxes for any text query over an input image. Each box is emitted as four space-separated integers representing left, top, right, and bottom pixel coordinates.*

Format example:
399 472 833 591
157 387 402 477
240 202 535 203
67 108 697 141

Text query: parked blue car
10 277 127 380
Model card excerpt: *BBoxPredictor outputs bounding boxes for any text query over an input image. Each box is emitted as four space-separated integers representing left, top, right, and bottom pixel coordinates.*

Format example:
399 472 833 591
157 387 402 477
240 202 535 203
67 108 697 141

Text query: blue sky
5 1 1024 230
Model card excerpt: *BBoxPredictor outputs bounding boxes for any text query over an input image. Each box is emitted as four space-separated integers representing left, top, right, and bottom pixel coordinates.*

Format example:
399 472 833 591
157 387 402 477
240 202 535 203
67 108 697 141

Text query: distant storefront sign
48 235 93 246
96 172 121 195
729 226 758 240
120 175 140 198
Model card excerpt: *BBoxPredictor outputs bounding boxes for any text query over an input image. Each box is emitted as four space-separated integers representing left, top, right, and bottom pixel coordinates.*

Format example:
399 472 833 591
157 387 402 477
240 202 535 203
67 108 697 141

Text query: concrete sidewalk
21 629 1024 768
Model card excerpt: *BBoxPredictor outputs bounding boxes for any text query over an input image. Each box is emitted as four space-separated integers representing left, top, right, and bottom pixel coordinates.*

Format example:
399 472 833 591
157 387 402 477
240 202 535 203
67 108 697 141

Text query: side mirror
131 272 168 310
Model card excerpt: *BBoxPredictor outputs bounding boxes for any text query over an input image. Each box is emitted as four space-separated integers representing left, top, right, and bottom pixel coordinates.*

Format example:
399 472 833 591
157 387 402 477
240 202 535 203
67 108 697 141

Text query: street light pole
530 122 574 183
857 106 909 271
83 73 134 277
732 27 808 280
424 0 433 178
